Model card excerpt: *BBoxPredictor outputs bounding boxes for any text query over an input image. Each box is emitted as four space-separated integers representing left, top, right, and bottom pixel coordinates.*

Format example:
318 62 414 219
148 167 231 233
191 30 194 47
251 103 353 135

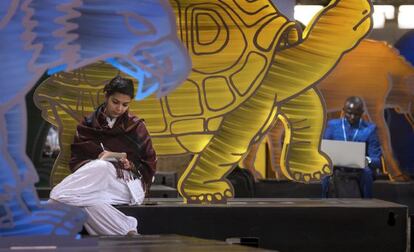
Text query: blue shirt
324 118 382 169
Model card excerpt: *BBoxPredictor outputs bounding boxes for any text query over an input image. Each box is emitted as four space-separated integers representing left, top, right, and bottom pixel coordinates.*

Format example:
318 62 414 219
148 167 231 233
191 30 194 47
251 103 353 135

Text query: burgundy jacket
69 104 157 189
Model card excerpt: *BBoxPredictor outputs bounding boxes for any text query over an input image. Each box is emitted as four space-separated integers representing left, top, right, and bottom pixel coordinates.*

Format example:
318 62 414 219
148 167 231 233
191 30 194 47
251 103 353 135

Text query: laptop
321 139 366 169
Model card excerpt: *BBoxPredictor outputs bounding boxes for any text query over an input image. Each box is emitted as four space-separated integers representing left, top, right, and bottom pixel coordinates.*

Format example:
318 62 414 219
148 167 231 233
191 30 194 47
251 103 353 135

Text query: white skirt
50 160 145 235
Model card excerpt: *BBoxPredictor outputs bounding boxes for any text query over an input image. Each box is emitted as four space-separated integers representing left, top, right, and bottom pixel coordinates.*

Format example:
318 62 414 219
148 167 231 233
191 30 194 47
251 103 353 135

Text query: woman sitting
50 75 157 236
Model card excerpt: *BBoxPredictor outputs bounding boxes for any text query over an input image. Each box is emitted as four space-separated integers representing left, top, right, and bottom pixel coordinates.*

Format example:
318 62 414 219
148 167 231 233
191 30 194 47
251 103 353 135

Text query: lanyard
341 118 360 142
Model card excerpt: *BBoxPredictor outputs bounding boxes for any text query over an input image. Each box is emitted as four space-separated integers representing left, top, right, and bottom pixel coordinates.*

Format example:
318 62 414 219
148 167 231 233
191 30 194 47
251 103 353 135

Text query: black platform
35 180 411 251
119 198 408 252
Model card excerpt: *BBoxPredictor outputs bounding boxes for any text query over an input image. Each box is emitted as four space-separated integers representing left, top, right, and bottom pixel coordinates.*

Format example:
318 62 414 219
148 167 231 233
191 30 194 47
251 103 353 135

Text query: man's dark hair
104 75 135 98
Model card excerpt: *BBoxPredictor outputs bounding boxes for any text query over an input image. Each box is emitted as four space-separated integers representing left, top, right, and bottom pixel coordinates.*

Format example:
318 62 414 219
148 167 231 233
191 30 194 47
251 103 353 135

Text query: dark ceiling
296 0 414 5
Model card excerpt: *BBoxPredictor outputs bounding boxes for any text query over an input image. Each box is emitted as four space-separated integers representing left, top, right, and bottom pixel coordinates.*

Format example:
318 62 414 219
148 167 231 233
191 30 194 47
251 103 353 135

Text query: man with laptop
321 96 382 198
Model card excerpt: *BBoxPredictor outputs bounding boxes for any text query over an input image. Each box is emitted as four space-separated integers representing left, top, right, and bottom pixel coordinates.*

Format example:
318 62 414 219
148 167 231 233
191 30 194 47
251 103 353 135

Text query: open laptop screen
321 139 366 169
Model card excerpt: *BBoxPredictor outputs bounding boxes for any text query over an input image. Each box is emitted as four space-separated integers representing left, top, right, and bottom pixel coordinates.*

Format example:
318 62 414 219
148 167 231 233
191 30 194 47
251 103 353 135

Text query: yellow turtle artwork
35 0 373 203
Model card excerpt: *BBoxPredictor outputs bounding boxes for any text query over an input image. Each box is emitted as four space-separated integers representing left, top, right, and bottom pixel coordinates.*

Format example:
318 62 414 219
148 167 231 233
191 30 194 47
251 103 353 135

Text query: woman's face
105 92 132 118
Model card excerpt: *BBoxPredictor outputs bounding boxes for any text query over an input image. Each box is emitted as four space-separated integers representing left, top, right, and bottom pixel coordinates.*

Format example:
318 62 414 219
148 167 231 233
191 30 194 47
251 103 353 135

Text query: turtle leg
278 88 332 182
178 93 278 204
177 152 235 204
240 139 265 181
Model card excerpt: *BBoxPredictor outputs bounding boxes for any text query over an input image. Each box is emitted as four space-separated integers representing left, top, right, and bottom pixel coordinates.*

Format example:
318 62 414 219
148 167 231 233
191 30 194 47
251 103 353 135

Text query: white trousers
50 160 145 235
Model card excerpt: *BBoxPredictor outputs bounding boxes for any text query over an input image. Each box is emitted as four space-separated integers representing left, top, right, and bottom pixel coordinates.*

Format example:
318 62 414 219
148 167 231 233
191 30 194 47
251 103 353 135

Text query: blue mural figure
384 108 414 175
0 0 190 236
395 31 414 66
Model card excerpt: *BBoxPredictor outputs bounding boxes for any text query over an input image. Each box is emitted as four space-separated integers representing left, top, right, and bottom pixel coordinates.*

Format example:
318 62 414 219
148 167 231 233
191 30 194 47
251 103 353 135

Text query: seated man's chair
328 168 362 198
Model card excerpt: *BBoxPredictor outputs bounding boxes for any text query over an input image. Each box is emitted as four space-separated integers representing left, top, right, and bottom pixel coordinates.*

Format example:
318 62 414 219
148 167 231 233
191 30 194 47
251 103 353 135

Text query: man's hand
365 156 372 167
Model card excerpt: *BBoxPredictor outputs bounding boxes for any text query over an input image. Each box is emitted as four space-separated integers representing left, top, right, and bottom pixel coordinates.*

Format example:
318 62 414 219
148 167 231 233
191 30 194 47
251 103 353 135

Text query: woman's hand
120 157 132 170
99 151 127 161
98 150 109 159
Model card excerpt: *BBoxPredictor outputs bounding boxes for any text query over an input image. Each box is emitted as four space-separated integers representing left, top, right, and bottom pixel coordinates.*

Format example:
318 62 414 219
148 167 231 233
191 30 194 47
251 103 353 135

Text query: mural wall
35 0 373 204
1 0 376 238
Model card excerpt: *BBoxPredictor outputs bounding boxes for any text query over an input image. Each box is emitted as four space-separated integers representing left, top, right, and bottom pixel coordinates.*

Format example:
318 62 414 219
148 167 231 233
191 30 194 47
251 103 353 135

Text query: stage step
253 179 414 214
37 184 178 199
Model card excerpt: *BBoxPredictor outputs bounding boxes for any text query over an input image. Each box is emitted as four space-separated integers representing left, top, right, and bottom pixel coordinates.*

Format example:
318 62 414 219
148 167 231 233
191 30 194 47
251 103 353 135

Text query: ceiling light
398 5 414 29
294 5 323 26
374 5 395 20
372 5 395 29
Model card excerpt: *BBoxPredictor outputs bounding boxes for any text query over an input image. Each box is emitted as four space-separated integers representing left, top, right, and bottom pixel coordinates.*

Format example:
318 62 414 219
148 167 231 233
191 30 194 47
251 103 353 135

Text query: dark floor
1 234 271 252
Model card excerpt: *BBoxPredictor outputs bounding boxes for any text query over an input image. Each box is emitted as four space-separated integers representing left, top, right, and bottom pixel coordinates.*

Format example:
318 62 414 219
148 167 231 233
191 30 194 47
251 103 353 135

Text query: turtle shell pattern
138 0 297 155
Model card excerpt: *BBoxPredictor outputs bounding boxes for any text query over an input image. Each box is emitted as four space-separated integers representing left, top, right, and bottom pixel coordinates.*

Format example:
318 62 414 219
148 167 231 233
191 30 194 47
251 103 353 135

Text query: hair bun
114 73 122 81
103 73 135 98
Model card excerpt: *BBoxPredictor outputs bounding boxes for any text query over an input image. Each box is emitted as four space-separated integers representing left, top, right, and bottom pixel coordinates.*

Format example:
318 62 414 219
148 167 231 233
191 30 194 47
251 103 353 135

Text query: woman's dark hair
104 75 135 98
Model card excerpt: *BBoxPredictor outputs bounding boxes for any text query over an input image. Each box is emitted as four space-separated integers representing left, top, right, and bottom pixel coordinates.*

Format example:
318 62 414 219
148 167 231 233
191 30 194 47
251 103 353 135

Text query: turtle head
348 0 373 35
326 0 372 39
301 0 373 50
